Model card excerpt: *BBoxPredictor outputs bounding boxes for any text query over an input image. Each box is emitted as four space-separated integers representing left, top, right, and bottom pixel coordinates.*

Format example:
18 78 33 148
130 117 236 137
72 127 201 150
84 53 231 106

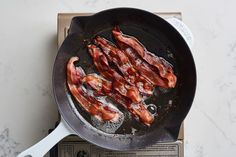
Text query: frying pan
18 8 196 157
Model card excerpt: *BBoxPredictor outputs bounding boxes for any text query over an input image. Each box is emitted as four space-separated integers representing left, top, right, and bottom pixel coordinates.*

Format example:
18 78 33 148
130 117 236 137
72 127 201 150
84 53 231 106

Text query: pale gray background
0 0 236 156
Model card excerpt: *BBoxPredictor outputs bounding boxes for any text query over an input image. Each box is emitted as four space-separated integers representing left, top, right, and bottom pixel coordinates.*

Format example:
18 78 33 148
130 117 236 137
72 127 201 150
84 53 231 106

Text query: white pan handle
17 117 75 157
166 18 194 48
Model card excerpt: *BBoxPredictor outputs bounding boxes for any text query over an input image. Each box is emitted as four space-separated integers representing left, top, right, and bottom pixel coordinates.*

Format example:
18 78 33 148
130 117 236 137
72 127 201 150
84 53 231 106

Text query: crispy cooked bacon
112 26 177 88
67 57 120 122
87 44 142 103
83 74 154 126
94 36 154 95
117 45 169 88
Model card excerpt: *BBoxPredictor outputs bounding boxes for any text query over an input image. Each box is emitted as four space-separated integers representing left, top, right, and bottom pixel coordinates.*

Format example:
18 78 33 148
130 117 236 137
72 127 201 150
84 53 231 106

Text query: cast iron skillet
54 8 196 150
18 8 196 156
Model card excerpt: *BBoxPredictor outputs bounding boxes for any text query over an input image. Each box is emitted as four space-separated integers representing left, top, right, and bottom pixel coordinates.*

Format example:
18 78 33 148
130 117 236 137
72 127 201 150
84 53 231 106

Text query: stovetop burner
50 133 183 157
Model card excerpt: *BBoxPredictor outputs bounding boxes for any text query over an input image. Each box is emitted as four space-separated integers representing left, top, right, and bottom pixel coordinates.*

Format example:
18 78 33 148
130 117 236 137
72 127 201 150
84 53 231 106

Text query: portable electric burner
49 12 187 157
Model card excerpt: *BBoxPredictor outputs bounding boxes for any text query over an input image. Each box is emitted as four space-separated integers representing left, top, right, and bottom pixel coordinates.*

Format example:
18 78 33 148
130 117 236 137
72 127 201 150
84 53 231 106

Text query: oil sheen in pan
68 85 125 134
90 95 125 133
68 83 175 135
68 64 176 135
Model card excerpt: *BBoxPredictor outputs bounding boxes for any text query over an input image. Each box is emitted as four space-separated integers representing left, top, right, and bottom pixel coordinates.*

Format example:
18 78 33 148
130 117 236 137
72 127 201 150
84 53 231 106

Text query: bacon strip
112 26 177 88
94 36 154 95
83 74 154 126
67 57 120 122
118 46 169 88
87 44 142 103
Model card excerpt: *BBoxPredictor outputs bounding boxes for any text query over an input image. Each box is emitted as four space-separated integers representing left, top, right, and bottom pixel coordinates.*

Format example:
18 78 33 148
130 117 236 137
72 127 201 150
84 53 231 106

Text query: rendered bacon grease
83 71 154 125
67 57 120 122
66 27 177 127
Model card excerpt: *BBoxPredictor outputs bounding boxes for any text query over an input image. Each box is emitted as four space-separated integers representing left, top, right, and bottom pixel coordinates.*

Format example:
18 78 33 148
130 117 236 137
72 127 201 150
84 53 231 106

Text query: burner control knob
77 150 89 157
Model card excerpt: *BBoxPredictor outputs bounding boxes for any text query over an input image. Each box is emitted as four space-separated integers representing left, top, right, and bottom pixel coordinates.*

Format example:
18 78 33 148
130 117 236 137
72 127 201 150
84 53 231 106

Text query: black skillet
17 8 196 157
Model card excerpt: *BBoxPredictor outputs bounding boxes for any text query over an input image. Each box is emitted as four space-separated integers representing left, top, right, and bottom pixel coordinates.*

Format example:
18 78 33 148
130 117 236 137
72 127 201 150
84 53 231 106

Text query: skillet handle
17 117 75 157
166 18 194 49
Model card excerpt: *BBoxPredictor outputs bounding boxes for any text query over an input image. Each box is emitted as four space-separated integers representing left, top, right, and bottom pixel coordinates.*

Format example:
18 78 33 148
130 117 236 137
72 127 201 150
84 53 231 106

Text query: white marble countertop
0 0 236 156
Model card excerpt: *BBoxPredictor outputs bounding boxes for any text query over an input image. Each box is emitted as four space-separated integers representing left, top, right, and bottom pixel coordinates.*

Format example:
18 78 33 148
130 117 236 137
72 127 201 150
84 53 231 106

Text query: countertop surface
0 0 236 156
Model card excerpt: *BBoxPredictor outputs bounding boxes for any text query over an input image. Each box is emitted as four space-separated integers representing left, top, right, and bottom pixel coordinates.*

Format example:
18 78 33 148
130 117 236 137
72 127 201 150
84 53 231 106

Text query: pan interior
67 24 179 135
